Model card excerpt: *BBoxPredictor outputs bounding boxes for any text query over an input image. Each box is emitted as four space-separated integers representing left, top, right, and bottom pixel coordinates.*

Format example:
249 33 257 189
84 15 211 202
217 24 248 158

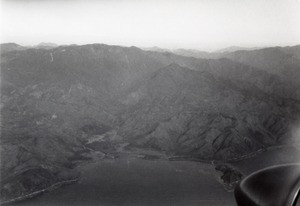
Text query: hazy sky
1 0 300 51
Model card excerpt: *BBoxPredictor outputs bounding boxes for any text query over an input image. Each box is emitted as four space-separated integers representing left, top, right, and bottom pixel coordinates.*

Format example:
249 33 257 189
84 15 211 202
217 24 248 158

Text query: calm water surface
13 158 236 206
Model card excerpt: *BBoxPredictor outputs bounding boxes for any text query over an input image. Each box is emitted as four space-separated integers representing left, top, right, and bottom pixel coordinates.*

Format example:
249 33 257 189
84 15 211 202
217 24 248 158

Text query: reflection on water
12 158 235 206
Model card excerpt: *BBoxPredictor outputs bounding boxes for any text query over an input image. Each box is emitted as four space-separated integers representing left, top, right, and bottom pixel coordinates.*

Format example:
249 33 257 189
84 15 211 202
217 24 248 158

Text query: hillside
1 43 300 202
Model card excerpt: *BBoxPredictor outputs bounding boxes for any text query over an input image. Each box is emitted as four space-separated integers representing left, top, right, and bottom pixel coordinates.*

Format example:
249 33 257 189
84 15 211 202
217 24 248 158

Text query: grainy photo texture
0 0 300 205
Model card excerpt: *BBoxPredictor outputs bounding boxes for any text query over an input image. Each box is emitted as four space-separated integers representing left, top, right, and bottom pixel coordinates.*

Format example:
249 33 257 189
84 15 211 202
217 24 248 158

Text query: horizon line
1 41 300 53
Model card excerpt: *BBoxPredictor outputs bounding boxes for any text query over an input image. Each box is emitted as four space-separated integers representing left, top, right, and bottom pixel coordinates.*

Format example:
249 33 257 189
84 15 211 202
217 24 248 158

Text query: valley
1 43 300 205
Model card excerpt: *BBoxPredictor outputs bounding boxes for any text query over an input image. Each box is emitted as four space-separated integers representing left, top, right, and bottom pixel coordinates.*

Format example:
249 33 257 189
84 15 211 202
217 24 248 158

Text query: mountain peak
0 42 27 53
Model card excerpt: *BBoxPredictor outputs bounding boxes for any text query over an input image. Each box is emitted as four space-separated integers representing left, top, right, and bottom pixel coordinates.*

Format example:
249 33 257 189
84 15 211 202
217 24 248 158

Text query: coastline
4 157 235 206
1 178 79 205
3 144 297 205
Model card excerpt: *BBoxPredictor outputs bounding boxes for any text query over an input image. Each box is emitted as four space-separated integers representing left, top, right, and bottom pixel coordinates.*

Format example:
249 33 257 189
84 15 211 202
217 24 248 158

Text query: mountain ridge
1 43 300 202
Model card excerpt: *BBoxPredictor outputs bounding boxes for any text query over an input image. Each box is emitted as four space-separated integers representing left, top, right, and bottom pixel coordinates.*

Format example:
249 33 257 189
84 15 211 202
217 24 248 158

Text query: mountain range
1 43 300 202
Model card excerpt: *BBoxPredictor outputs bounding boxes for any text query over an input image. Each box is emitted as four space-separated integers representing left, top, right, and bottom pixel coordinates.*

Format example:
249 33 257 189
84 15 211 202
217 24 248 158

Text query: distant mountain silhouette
36 42 59 49
142 46 171 53
219 46 300 85
0 43 27 53
214 46 262 53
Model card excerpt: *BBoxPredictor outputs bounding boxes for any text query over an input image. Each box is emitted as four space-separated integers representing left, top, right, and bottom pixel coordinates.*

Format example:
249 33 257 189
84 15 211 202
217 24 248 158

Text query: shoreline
3 144 297 205
1 178 79 205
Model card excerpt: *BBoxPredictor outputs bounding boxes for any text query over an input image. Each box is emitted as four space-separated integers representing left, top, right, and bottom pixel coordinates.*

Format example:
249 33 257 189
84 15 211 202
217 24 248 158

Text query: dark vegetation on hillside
1 43 300 202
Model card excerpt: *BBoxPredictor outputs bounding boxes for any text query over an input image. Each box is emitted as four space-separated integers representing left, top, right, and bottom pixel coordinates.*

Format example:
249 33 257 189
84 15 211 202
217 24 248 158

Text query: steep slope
220 46 300 85
170 45 300 87
1 43 300 202
0 44 162 201
0 44 206 201
118 63 300 159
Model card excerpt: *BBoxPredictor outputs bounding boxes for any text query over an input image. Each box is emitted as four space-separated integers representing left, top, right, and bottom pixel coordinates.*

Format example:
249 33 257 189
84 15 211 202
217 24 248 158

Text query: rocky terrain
1 43 300 202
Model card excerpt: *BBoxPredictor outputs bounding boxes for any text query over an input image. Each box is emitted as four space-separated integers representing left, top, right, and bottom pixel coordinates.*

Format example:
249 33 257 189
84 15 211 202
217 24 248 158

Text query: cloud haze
1 0 300 50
